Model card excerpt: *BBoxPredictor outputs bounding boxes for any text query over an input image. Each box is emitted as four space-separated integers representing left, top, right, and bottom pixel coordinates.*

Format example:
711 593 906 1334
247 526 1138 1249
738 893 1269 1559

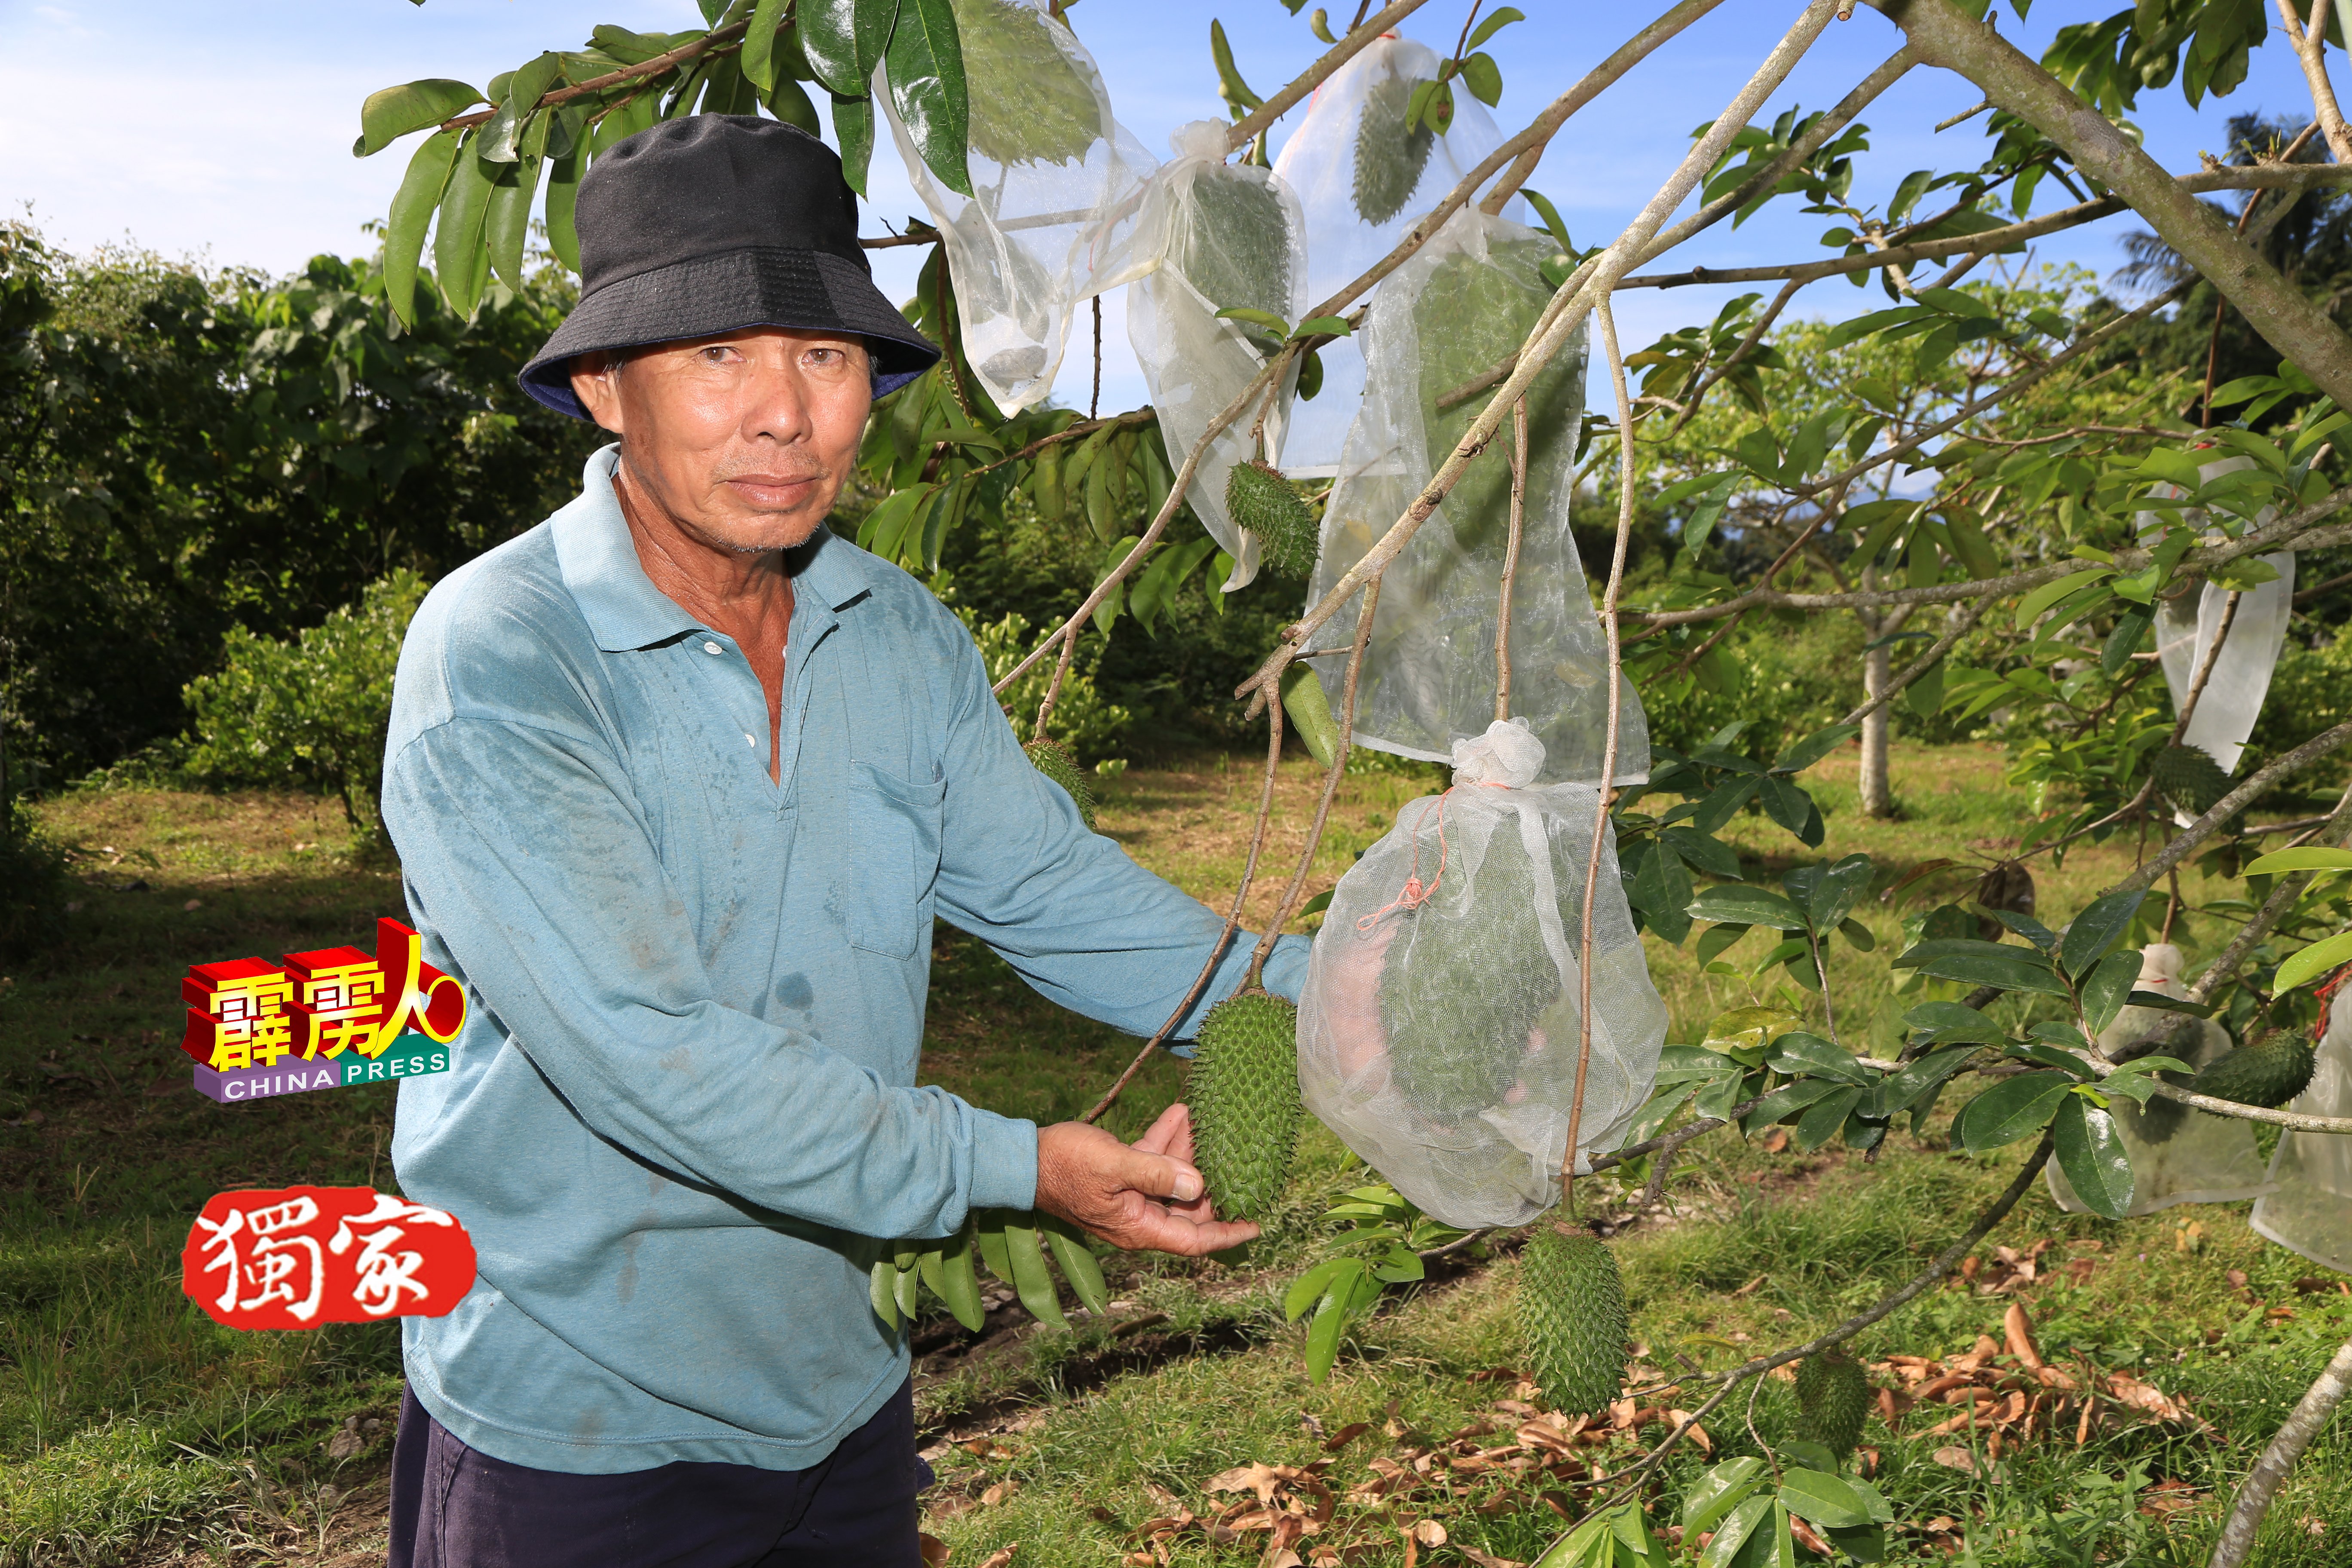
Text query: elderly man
380 116 1304 1567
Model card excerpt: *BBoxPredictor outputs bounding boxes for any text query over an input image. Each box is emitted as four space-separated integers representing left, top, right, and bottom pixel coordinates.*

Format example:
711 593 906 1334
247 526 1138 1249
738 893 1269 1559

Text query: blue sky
1 0 2331 414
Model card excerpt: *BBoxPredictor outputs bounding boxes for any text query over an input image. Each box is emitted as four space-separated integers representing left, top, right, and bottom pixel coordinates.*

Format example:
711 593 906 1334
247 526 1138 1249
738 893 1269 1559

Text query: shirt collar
554 445 878 654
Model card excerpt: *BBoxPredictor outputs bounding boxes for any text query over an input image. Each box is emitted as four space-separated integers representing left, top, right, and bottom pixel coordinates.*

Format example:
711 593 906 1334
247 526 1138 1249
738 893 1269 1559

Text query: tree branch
1225 0 1433 152
2110 718 2352 897
1867 0 2352 410
2209 1338 2352 1568
439 21 753 132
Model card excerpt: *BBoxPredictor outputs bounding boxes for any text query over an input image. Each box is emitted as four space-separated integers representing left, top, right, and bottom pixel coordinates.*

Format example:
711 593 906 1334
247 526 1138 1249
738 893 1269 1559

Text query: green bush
0 797 71 961
953 598 1132 766
181 570 430 845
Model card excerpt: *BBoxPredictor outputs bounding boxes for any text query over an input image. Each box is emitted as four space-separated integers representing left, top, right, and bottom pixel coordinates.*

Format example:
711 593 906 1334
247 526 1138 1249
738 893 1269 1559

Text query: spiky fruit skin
1189 993 1303 1222
2153 744 2233 818
1519 1228 1628 1416
1024 739 1097 832
1795 1350 1871 1459
1352 74 1436 225
2187 1035 2317 1109
1225 459 1320 579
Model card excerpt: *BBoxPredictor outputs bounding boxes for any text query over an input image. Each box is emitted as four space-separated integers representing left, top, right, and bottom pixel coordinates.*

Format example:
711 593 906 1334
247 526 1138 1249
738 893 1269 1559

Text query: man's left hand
1033 1102 1259 1255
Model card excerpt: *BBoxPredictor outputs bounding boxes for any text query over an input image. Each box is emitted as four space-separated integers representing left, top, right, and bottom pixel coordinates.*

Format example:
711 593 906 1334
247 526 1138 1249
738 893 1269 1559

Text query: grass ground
1 741 2345 1565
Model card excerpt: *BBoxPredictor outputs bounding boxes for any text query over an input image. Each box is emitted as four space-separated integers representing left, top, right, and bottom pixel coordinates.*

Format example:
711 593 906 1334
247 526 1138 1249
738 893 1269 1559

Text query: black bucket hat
519 115 940 420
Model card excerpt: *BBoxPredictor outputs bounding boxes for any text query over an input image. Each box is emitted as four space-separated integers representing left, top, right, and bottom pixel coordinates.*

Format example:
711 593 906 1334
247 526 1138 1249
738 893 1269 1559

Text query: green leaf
1304 1261 1367 1381
1279 664 1341 769
801 0 897 96
1758 775 1816 841
1902 999 2006 1045
1661 825 1742 880
1742 1077 1848 1128
1871 1046 1979 1117
1467 6 1526 48
972 1209 1014 1282
383 127 461 325
1216 305 1291 335
1892 938 2070 997
485 111 549 291
2277 929 2352 992
2245 847 2352 876
831 91 876 194
1778 1469 1874 1530
1690 885 1807 930
1699 1494 1773 1568
480 53 563 163
934 1222 986 1331
1040 1216 1108 1312
1768 1031 1875 1087
1519 185 1574 254
1285 1257 1346 1322
1292 314 1354 338
885 0 972 196
741 0 794 91
2052 1093 2135 1218
2058 889 2145 977
2015 569 2113 631
1693 776 1764 834
1772 723 1861 776
355 79 487 158
1458 51 1503 107
1794 1085 1862 1151
1955 1071 2071 1151
431 136 499 319
870 1257 900 1329
2079 948 2141 1036
1209 18 1263 116
1003 1217 1068 1328
1681 1458 1769 1536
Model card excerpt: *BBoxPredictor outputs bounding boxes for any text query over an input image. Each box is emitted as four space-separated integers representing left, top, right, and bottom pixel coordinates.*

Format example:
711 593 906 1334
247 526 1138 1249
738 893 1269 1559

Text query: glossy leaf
802 0 899 96
870 1257 900 1329
934 1222 986 1331
356 79 486 158
1955 1071 2071 1151
1794 1085 1862 1151
2058 889 2145 977
1040 1216 1108 1312
2052 1092 2134 1218
1902 999 2006 1046
1777 1469 1874 1530
1768 1031 1875 1087
1680 1457 1768 1535
1758 774 1816 840
741 0 795 91
1459 51 1503 106
2277 929 2352 992
1698 1494 1773 1568
1892 938 2070 997
480 53 563 163
2079 948 2142 1036
1870 1046 1978 1117
1771 723 1860 775
2246 847 2352 876
1693 775 1763 833
545 149 583 273
383 128 461 325
885 0 972 196
432 138 499 319
1690 884 1806 930
1002 1217 1067 1328
831 91 876 194
972 1209 1014 1282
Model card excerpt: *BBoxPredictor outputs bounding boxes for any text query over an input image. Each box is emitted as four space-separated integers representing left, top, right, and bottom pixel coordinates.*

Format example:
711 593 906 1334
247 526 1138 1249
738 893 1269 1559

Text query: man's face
570 326 873 554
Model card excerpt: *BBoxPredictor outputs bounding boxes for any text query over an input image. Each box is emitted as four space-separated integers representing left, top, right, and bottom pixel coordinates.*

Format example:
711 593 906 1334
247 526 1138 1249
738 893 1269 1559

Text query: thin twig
2113 718 2352 896
1223 0 1432 152
1247 579 1383 985
1495 398 1528 723
2168 590 2243 744
1563 297 1640 1213
1081 704 1289 1126
1089 296 1102 421
1836 588 1997 727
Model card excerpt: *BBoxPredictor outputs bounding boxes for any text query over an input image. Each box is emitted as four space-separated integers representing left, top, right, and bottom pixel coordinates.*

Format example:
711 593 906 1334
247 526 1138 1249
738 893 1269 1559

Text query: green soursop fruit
954 0 1102 168
1353 74 1437 224
2187 1035 2317 1109
1226 460 1320 579
1795 1349 1872 1458
1378 821 1562 1122
1519 1227 1628 1415
1178 172 1292 322
1025 739 1097 832
2153 744 2233 818
1189 992 1304 1221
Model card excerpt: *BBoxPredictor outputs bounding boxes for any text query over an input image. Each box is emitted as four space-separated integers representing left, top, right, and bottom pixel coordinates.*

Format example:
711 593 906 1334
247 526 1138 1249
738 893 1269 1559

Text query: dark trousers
387 1381 931 1568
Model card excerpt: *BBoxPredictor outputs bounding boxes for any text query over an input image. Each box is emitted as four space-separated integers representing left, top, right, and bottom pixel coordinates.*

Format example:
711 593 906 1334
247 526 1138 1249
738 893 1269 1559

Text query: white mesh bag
2139 456 2295 784
1270 31 1512 475
2252 976 2352 1273
1123 121 1309 591
1297 720 1668 1227
878 0 1155 412
2046 944 2272 1217
1302 209 1646 785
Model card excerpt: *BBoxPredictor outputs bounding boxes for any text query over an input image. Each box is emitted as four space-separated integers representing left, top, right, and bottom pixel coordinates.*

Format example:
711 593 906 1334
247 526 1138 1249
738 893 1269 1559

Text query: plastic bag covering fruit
1269 31 1514 475
1121 119 1309 591
1302 209 1646 786
2252 971 2352 1272
877 0 1156 412
1296 720 1667 1228
2046 943 2272 1218
2138 456 2295 793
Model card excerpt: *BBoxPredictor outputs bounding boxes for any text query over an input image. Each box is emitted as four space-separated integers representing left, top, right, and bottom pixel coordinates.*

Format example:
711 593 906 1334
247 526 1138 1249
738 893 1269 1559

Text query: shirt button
744 733 756 747
703 641 722 655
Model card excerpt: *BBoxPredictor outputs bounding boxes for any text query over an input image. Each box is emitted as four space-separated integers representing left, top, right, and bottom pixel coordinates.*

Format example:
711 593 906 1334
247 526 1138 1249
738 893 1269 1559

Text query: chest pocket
846 760 946 959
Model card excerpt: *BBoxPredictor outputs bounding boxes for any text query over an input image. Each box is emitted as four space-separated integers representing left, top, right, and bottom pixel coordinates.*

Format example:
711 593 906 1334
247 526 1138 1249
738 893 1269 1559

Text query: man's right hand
1034 1103 1259 1256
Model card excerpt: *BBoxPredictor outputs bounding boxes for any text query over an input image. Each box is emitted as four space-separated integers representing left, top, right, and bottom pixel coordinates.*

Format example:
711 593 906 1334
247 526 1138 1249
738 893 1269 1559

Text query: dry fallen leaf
919 1534 951 1568
1460 1548 1526 1568
976 1548 1018 1568
980 1480 1020 1507
1409 1519 1448 1546
1932 1446 1979 1475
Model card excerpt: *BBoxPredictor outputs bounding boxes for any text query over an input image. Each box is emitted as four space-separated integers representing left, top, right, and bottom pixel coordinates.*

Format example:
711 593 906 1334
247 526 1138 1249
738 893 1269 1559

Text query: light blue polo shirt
382 446 1303 1473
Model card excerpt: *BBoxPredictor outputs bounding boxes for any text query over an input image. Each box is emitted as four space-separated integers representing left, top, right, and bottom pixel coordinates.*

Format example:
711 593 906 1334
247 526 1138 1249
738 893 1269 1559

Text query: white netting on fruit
2046 944 2272 1218
2252 976 2352 1272
1270 32 1514 475
878 0 1155 413
1297 721 1668 1228
2138 456 2295 783
1121 121 1309 591
1302 209 1646 785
